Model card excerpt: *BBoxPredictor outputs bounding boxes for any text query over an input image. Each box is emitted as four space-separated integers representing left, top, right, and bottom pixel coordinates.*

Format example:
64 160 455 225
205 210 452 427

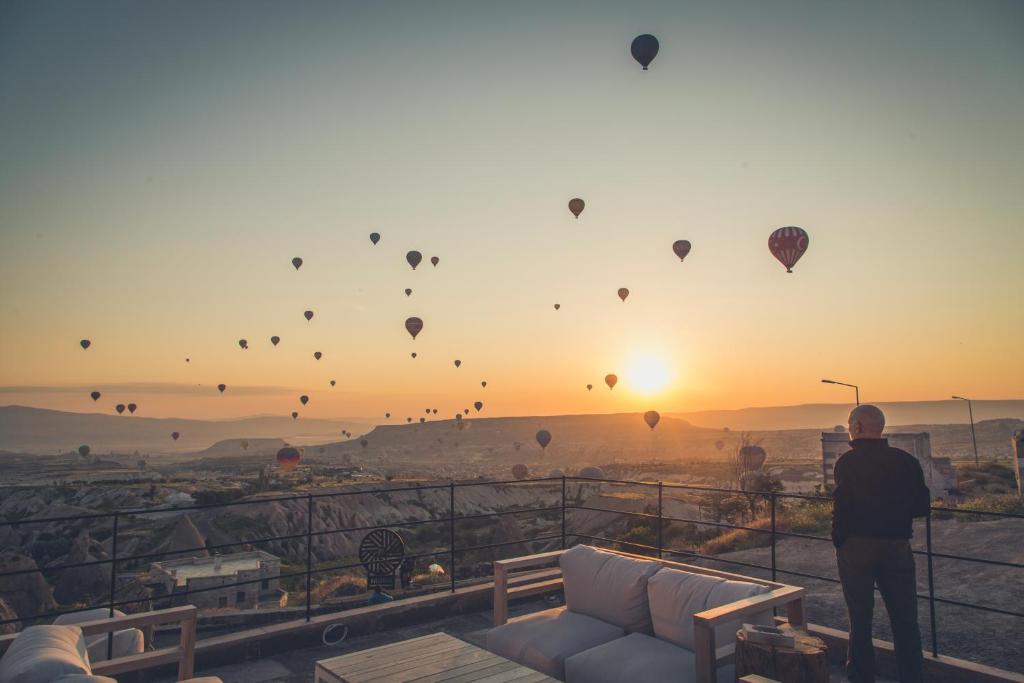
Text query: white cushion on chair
0 625 91 683
565 632 735 683
558 545 661 633
647 567 726 650
705 579 772 645
53 609 145 662
487 606 624 679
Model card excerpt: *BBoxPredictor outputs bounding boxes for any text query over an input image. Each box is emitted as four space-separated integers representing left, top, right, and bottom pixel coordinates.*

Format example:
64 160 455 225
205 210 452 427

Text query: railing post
657 481 663 559
926 514 938 657
107 511 119 660
770 492 777 583
449 482 456 594
305 494 313 622
561 476 567 549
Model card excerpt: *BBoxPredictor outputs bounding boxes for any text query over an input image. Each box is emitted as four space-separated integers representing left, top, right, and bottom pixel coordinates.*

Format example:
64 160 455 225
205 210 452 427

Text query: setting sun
626 354 672 395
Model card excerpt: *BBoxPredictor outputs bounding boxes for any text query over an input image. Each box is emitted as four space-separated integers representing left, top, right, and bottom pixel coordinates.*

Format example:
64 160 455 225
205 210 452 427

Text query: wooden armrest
493 552 565 627
694 586 804 627
494 550 565 572
77 606 198 637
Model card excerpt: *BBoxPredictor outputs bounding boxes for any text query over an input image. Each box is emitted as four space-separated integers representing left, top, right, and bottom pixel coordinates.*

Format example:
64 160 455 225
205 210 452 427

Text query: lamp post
952 396 979 466
822 379 859 406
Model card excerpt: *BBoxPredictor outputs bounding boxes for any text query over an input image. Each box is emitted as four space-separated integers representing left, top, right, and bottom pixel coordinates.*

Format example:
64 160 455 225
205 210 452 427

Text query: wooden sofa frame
0 605 199 682
492 548 805 683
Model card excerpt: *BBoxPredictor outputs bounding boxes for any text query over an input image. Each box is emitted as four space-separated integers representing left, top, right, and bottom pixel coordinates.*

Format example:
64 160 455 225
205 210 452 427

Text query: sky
1 0 1022 421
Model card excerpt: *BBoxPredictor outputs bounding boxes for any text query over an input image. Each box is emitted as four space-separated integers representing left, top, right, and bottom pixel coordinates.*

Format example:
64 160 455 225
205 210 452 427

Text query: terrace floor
156 595 883 683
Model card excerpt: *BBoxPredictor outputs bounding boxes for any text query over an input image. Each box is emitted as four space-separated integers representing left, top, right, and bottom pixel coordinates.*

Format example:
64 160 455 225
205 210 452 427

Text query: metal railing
1 476 1021 664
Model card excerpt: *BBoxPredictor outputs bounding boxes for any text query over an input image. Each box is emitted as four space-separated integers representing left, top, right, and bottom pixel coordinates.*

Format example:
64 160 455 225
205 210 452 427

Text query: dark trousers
836 536 924 683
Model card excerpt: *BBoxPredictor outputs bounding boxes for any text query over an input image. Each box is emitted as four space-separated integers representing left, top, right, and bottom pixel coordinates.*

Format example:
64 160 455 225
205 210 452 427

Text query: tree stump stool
735 624 828 683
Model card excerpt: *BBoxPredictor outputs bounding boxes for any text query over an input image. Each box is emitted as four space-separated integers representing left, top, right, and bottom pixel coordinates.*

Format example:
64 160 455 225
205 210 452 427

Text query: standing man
832 404 930 682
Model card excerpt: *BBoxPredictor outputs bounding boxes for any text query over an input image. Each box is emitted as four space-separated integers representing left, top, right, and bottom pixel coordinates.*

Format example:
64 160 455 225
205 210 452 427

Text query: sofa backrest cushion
706 579 772 645
647 567 725 650
0 625 91 683
53 609 126 626
559 545 661 633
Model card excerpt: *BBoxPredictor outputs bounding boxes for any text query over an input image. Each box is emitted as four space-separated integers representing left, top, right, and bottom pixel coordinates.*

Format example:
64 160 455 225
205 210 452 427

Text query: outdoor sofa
487 544 806 683
0 605 219 683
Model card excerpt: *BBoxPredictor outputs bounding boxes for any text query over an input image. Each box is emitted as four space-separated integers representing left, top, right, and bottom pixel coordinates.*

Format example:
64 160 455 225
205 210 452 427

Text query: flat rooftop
153 551 277 586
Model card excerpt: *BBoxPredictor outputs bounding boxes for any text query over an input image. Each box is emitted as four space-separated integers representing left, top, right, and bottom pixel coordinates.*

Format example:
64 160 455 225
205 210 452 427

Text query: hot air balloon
405 288 412 297
185 358 190 363
617 288 629 302
300 395 309 405
548 469 565 478
80 339 91 350
292 257 303 270
430 256 439 267
78 445 90 458
241 440 249 450
568 198 585 218
454 359 461 368
127 403 137 414
314 351 322 360
276 446 301 472
463 408 470 415
714 440 725 451
536 430 552 450
644 410 661 430
385 412 391 418
554 303 560 310
238 339 248 350
291 411 299 420
116 404 126 414
474 401 483 412
218 384 226 393
630 34 659 70
768 226 809 273
411 352 417 359
405 317 423 340
171 432 180 441
579 466 604 479
369 232 380 245
419 417 426 423
672 240 691 262
407 417 413 423
360 439 368 448
586 384 593 391
512 463 529 480
304 310 314 321
605 374 617 390
406 251 422 270
738 445 767 472
481 381 487 388
90 391 101 401
271 336 280 346
330 379 336 386
432 409 437 415
425 408 431 414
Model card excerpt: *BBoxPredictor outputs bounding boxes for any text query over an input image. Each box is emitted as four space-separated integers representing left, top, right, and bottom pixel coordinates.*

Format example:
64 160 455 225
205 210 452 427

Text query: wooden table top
314 632 557 683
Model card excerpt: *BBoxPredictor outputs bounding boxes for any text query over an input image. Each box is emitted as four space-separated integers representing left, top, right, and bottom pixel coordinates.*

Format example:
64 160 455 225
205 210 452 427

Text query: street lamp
822 379 859 406
952 396 979 466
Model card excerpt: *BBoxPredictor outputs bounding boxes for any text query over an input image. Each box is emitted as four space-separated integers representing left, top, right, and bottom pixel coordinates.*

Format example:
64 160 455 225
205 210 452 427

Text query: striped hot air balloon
768 226 809 273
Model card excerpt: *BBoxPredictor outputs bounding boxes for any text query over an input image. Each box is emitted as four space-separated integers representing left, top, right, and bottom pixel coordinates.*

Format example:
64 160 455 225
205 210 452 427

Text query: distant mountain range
671 400 1024 431
0 405 374 454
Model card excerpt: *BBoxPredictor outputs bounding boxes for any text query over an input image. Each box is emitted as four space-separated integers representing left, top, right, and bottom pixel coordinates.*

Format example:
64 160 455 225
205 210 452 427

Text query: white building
149 550 286 610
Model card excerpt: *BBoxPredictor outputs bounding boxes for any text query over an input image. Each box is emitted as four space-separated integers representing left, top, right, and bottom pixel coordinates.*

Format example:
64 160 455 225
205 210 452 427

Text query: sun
626 354 672 395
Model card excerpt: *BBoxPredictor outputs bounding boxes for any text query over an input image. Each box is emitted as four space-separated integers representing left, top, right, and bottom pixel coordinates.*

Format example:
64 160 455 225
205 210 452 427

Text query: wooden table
315 632 557 683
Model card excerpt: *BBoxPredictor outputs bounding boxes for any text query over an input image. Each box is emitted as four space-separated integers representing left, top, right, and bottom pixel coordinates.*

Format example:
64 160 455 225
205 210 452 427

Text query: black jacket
831 438 931 548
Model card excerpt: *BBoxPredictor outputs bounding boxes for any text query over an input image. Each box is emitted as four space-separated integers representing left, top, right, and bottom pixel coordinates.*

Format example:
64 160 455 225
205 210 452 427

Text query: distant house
165 491 195 507
148 550 286 610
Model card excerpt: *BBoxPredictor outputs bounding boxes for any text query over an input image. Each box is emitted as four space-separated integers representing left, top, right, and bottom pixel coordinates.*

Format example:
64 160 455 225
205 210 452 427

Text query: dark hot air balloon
411 352 417 359
420 417 426 423
430 256 439 267
432 409 437 414
238 339 248 350
630 34 659 70
739 445 768 472
672 240 691 262
276 446 301 472
304 310 314 321
127 403 137 414
617 287 629 302
407 417 412 423
644 410 661 430
536 430 552 450
80 339 91 350
185 358 190 362
330 379 336 386
271 336 280 346
385 412 391 418
454 359 461 368
78 445 90 458
512 463 529 480
464 408 470 415
405 317 423 340
291 411 298 420
405 288 412 297
218 384 226 393
768 226 809 273
116 404 126 414
586 384 593 391
292 257 303 270
605 374 617 390
474 401 483 412
369 232 380 245
481 381 487 388
171 432 180 441
314 351 322 360
579 466 604 479
90 391 101 401
300 395 309 405
554 303 560 310
568 198 585 218
406 251 422 270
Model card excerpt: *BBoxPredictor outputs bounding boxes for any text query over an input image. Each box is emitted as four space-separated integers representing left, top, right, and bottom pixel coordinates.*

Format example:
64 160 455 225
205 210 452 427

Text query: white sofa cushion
564 632 735 683
486 606 624 679
647 567 725 650
559 545 661 633
0 625 91 683
705 579 772 645
53 609 145 662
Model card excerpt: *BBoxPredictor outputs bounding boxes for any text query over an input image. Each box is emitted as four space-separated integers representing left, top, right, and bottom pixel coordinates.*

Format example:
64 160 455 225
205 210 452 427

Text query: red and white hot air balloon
768 226 809 273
